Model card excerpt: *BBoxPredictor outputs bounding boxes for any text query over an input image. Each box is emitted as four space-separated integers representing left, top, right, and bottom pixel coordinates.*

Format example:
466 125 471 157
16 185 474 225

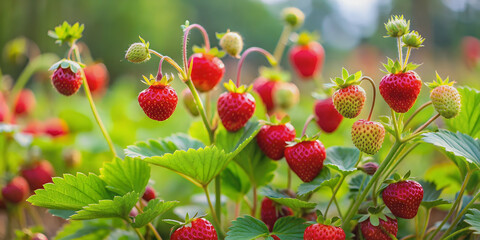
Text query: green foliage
270 216 308 240
55 219 125 240
125 133 205 159
100 157 150 196
382 57 419 74
215 119 262 157
221 162 251 202
131 199 179 228
48 21 84 45
465 209 480 235
226 215 269 240
445 87 480 138
70 192 139 220
324 146 360 175
297 168 340 197
418 180 450 209
261 186 316 211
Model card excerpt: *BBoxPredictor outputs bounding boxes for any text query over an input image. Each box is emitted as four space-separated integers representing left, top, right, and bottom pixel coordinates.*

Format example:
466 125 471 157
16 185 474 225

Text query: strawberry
379 70 422 113
138 74 178 121
382 174 423 219
360 216 398 240
289 32 324 79
142 186 156 202
32 233 48 240
217 80 255 132
314 97 343 133
461 36 480 69
261 197 293 231
23 120 44 136
63 148 82 168
351 119 385 155
14 89 36 116
49 59 83 96
125 36 151 63
257 119 296 160
253 68 290 113
427 73 461 119
84 62 109 95
2 176 30 203
282 7 305 28
304 223 346 240
170 218 218 240
21 160 55 191
359 162 379 176
188 47 225 92
44 118 69 137
181 88 199 116
129 207 139 218
284 138 326 182
331 69 366 119
0 93 9 122
218 31 243 58
273 82 299 111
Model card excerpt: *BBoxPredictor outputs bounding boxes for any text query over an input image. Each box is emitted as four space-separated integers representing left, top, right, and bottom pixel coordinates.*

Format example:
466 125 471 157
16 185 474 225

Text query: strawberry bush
1 7 480 240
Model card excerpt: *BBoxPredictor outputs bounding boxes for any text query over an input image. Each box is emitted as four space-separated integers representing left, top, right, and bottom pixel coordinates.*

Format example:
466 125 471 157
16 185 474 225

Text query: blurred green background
1 0 480 238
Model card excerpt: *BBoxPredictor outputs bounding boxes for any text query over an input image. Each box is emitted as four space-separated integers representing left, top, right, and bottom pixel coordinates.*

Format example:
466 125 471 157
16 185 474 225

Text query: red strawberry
253 77 277 113
379 70 422 113
170 218 218 240
138 74 178 121
314 97 343 133
21 160 55 191
50 60 83 96
23 120 44 136
84 62 109 95
304 223 346 240
289 32 324 79
260 197 293 231
256 120 296 160
217 80 255 132
14 89 36 116
32 233 48 240
1 176 30 203
351 119 385 155
0 93 10 122
360 216 398 240
142 186 156 202
284 139 326 182
382 180 423 219
461 36 480 69
188 50 225 92
44 118 69 137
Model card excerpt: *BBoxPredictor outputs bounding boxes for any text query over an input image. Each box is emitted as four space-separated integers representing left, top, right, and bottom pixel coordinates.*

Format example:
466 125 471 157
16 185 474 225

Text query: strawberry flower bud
125 36 151 63
402 31 425 48
273 82 299 110
182 88 199 116
218 31 244 58
385 15 410 38
282 7 305 28
359 162 379 175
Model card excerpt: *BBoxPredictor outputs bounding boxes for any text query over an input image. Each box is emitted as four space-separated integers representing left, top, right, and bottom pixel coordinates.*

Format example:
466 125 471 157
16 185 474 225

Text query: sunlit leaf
261 186 316 211
418 180 450 209
225 215 269 240
100 157 150 196
132 200 179 228
71 192 139 220
125 133 205 159
232 141 277 187
271 216 308 240
297 168 341 197
324 147 360 175
445 87 480 138
221 162 251 202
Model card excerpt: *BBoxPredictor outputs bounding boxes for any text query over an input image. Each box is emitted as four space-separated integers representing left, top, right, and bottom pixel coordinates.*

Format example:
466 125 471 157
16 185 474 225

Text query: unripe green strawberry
351 119 385 155
331 68 366 118
182 88 199 116
125 36 151 63
218 31 243 58
282 7 305 28
427 73 461 119
384 15 409 38
273 82 299 110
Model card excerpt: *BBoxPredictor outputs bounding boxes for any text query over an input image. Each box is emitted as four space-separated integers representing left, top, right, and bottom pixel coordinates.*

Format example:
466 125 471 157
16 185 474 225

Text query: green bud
219 31 243 58
182 88 199 116
282 7 305 28
274 82 299 110
385 15 410 37
125 36 151 63
402 31 424 48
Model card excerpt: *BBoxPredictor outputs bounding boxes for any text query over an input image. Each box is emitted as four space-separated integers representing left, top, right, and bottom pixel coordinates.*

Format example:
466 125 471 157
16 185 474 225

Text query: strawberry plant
0 7 480 240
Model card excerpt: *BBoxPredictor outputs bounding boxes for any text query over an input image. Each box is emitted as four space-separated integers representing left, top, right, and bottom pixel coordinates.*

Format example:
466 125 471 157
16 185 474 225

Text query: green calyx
383 171 412 185
402 31 425 48
125 36 151 63
384 15 410 38
261 115 291 126
331 68 362 89
259 67 290 82
163 212 203 228
296 31 319 46
193 46 226 58
282 7 305 28
217 30 244 58
141 73 173 86
224 79 252 93
286 135 320 147
426 72 455 89
48 21 84 45
382 58 419 74
49 59 83 73
358 206 394 227
314 210 342 227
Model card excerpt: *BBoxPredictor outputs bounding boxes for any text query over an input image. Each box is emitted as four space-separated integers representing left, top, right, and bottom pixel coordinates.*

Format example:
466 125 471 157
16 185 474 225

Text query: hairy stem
203 186 225 238
236 47 276 87
333 195 344 220
391 109 401 140
182 24 211 72
148 50 186 80
360 76 376 121
404 101 432 128
273 25 292 64
325 175 345 218
404 47 412 68
412 114 440 135
418 208 431 240
397 37 403 68
301 115 316 137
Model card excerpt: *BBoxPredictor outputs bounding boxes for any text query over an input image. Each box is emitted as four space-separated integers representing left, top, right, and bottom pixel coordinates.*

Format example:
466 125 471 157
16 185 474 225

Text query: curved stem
252 185 258 217
325 175 345 218
418 208 431 240
156 57 165 80
236 47 276 87
185 79 213 143
403 47 412 68
149 50 186 80
404 101 432 128
443 227 471 240
132 225 145 240
74 46 117 157
360 76 376 121
135 205 163 240
182 24 211 72
203 186 226 239
301 115 316 137
400 234 416 240
397 37 403 68
273 25 292 64
333 195 343 220
380 143 419 186
412 114 440 135
391 109 401 140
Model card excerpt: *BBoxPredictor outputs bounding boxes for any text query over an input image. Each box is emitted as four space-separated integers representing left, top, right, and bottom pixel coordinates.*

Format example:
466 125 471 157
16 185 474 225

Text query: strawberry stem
412 113 440 135
273 25 292 65
156 57 165 81
440 189 480 240
148 50 186 80
301 114 315 137
135 205 163 240
236 47 276 87
403 46 412 68
397 37 404 69
202 186 225 239
360 76 376 121
403 101 432 129
182 24 211 73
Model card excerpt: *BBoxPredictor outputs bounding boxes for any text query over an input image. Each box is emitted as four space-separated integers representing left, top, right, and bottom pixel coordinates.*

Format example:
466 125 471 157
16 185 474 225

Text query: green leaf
71 192 139 220
188 121 210 145
107 229 139 240
324 147 360 175
419 180 450 209
348 174 371 198
221 162 251 202
49 209 76 219
297 168 341 197
215 119 263 157
56 219 115 240
261 186 316 211
465 209 480 235
132 200 179 228
100 157 150 196
422 130 480 169
271 216 308 240
28 173 113 210
141 146 230 187
232 141 277 187
125 133 205 159
445 87 480 138
226 215 269 240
